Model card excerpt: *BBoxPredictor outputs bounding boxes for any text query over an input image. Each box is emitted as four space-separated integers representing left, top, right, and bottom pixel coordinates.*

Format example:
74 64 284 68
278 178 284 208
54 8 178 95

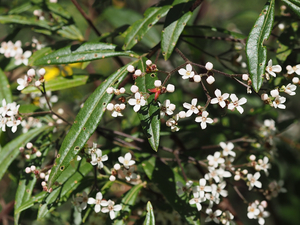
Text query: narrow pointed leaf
143 202 155 225
161 2 193 60
113 182 145 224
282 0 300 18
122 6 171 50
246 0 275 92
0 15 52 29
47 62 138 187
0 68 12 103
0 126 49 180
21 75 90 94
31 42 139 66
57 24 84 41
135 58 160 151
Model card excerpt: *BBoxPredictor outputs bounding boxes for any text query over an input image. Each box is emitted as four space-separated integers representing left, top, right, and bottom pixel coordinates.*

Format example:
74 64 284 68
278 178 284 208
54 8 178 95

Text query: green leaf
9 2 32 15
143 157 200 224
46 2 72 19
47 61 138 187
141 156 156 180
31 42 139 66
0 126 49 181
57 25 84 41
28 47 52 66
282 0 300 18
122 6 171 50
0 68 12 103
113 182 145 224
0 15 52 29
135 58 160 151
22 75 90 94
246 0 275 92
161 2 193 60
143 202 155 225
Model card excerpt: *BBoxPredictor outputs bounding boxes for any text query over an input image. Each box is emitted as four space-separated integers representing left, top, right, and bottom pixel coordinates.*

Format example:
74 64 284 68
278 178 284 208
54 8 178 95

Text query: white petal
178 68 187 76
88 198 95 204
272 65 282 73
128 99 136 106
230 94 238 102
210 98 219 104
118 156 124 164
236 106 244 114
201 122 207 129
186 64 192 71
94 204 101 213
183 103 191 109
110 210 116 220
219 101 226 108
191 98 197 106
133 104 141 112
214 89 221 97
113 204 122 211
102 207 109 213
238 97 247 105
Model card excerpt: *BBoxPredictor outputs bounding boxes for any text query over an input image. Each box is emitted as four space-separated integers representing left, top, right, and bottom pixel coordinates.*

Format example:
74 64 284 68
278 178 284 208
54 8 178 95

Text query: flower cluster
0 99 22 133
17 68 46 91
0 40 32 66
247 201 270 225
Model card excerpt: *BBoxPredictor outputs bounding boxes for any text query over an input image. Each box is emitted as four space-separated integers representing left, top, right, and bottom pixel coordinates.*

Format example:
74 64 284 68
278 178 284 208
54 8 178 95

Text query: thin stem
173 149 188 182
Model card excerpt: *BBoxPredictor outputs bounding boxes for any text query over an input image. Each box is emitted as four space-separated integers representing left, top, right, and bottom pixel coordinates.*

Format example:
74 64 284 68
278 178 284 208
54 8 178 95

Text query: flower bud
106 103 114 111
270 89 279 97
193 75 201 83
130 85 139 93
178 111 186 118
119 87 126 94
27 68 36 77
242 74 249 81
39 68 46 76
127 65 135 73
261 93 268 101
106 87 114 94
36 151 42 157
134 69 142 76
206 76 215 84
166 84 175 93
292 77 299 84
41 181 47 187
249 154 256 161
114 163 121 170
40 172 45 179
119 104 126 110
205 62 213 71
25 167 31 174
146 60 152 66
35 80 41 87
154 80 162 87
30 165 36 172
109 175 116 181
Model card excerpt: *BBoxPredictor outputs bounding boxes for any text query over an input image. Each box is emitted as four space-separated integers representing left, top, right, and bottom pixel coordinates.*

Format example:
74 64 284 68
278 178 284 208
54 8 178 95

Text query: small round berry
39 68 46 76
146 60 152 66
130 85 139 93
166 84 175 93
193 75 201 83
205 62 213 71
106 103 114 111
206 76 215 84
134 69 142 76
242 74 249 81
154 80 162 87
127 65 135 73
292 77 299 84
27 68 36 77
106 87 114 94
119 87 126 94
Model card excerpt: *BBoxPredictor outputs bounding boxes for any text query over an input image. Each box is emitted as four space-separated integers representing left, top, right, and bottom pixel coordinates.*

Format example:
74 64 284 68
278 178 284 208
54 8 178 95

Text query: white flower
194 178 211 198
0 99 10 117
247 202 260 219
286 64 300 75
74 191 88 212
270 89 279 97
111 104 124 117
124 167 137 181
265 59 282 77
166 114 180 132
101 199 122 220
227 94 247 114
178 64 194 79
207 151 225 168
189 190 205 211
211 89 229 108
87 192 106 213
118 152 135 169
273 95 286 109
128 92 146 112
10 40 23 57
0 116 7 131
6 102 19 117
220 142 235 157
159 99 175 117
183 98 199 117
205 208 222 223
211 182 228 197
90 149 108 169
247 172 262 190
176 180 193 195
195 111 213 129
17 75 29 91
221 211 235 225
6 117 21 133
256 156 271 176
15 50 32 66
257 205 270 225
283 83 296 95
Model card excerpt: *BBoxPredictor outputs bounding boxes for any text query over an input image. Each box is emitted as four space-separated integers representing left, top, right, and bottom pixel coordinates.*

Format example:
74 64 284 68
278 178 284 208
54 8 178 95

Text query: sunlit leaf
246 0 275 92
31 42 139 66
143 201 155 225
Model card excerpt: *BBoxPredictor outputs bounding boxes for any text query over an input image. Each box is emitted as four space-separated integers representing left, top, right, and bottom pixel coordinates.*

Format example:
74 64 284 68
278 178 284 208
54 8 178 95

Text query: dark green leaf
143 157 200 224
122 6 171 50
246 0 275 92
0 126 49 180
32 42 139 66
0 68 12 103
113 182 145 224
143 201 155 225
0 15 52 29
22 75 90 94
161 2 193 60
9 2 32 15
57 25 84 41
47 61 138 187
135 58 160 151
141 156 156 180
46 2 72 19
28 47 52 66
